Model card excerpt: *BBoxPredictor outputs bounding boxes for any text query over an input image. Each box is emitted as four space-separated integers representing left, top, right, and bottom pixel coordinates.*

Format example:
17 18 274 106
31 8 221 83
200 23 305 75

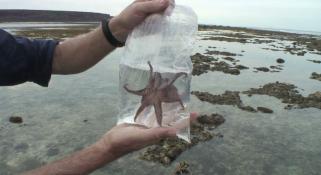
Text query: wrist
108 17 130 43
93 137 120 161
93 139 111 154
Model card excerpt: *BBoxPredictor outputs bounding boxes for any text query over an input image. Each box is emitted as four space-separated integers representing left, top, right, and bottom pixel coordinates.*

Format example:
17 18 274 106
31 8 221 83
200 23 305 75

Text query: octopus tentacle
159 72 187 90
161 89 185 109
154 100 163 127
147 61 154 84
134 104 146 122
158 78 169 89
178 99 185 110
123 84 145 96
153 72 162 89
168 72 188 86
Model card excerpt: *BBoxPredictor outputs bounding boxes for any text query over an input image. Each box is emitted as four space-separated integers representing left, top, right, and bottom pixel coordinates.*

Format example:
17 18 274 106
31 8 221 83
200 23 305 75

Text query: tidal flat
1 23 321 175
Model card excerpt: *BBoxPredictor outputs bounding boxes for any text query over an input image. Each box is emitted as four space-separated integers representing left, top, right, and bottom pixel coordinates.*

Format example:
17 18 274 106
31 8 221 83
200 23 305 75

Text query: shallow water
1 23 321 175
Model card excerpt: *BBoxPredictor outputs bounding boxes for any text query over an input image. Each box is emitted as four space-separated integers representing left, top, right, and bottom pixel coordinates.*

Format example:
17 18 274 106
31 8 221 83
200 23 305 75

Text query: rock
276 58 285 64
14 143 29 152
198 131 213 142
270 70 280 73
257 107 274 113
192 91 242 106
235 65 249 70
173 161 191 175
211 61 241 75
9 116 23 124
205 50 243 57
197 114 225 127
243 82 321 110
297 51 307 56
239 105 257 113
202 36 247 43
308 91 321 100
217 133 224 138
191 53 247 76
311 72 321 81
284 104 294 110
140 112 226 165
192 91 260 113
192 91 257 113
255 67 270 72
167 148 183 160
194 64 210 74
243 82 299 101
222 57 237 62
224 68 240 75
307 60 321 64
140 138 189 165
161 156 171 165
47 148 60 156
191 53 216 76
191 53 216 64
270 65 283 70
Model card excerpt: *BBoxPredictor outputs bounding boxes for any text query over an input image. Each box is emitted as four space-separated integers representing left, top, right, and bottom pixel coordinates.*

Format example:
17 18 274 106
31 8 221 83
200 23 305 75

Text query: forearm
52 18 127 75
52 26 112 74
22 142 117 175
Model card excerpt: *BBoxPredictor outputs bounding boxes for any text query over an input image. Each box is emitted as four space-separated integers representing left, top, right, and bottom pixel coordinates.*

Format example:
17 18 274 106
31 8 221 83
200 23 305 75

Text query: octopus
124 61 187 126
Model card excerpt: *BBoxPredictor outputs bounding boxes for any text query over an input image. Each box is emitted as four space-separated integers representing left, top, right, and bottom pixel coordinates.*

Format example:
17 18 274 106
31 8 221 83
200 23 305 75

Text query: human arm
0 0 170 86
22 124 177 175
52 0 171 74
22 112 197 175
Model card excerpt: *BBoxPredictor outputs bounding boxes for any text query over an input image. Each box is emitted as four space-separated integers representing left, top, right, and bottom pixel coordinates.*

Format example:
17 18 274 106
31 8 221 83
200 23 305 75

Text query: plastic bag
117 1 198 142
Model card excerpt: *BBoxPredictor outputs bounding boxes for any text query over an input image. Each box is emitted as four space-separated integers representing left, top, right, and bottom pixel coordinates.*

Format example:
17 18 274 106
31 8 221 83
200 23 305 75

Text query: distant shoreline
0 10 320 36
0 9 110 22
198 25 321 37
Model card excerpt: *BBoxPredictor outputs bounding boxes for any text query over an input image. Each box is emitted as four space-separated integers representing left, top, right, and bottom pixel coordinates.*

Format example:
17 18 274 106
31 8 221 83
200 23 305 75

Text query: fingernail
190 112 197 116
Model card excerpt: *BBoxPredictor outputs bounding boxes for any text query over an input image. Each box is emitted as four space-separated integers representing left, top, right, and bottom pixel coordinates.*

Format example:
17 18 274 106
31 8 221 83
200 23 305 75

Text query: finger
172 112 198 130
129 123 149 129
172 118 189 130
155 127 177 138
142 127 177 144
190 112 198 123
134 0 170 15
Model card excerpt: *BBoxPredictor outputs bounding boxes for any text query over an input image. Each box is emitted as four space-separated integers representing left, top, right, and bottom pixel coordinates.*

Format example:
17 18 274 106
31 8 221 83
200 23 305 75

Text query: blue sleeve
0 29 58 87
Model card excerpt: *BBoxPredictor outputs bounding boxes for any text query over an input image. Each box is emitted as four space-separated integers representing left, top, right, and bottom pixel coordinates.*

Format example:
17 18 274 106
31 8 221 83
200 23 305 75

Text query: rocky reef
139 114 225 165
244 82 321 109
311 72 321 81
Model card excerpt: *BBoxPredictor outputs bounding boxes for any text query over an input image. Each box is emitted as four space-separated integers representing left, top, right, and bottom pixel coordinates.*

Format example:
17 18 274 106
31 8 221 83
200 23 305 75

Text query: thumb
134 0 170 14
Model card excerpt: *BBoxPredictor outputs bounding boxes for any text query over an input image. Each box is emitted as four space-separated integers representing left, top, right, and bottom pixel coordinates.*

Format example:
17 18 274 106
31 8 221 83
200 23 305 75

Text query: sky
0 0 321 32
